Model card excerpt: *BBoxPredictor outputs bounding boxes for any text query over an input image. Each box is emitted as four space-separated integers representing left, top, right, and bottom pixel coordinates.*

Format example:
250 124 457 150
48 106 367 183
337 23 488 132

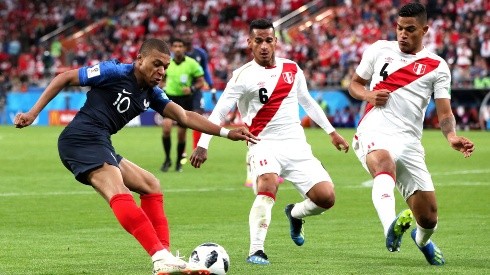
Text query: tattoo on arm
439 116 456 138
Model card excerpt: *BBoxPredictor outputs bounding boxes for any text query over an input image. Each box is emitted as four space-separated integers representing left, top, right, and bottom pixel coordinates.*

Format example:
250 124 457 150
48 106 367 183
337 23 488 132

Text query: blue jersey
187 47 213 88
71 59 170 135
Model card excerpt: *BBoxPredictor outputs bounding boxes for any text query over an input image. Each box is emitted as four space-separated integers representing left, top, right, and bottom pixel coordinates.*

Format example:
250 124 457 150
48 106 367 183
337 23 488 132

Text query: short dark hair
398 2 427 24
249 18 274 34
170 36 185 45
139 38 170 55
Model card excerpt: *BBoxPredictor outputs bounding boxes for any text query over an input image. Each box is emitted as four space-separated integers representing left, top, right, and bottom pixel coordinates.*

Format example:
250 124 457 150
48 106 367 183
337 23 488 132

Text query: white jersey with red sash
197 58 334 149
355 40 451 140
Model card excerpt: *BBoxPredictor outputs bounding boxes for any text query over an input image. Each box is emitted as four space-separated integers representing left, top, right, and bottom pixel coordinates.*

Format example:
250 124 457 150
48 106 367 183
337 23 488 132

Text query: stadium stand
1 0 488 128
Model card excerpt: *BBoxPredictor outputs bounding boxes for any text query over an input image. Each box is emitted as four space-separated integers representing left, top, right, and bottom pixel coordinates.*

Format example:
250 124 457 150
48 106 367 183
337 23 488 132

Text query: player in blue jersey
14 38 257 275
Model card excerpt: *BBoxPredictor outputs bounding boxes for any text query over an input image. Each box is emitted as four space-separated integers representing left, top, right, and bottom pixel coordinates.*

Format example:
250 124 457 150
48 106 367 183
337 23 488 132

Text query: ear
136 54 143 64
423 25 429 35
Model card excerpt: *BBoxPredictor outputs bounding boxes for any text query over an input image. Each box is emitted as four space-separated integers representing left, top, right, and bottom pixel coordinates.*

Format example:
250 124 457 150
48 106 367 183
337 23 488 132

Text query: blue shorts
58 127 123 185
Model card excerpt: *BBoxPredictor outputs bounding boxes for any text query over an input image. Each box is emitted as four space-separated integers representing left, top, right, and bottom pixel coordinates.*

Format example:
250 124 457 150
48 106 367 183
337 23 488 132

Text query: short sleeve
433 60 451 99
78 60 121 87
355 41 380 81
149 87 171 116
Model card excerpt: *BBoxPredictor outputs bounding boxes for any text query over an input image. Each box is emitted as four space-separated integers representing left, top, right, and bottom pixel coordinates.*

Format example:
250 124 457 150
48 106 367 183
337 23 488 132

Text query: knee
308 183 335 209
317 194 335 209
145 176 162 194
313 190 335 210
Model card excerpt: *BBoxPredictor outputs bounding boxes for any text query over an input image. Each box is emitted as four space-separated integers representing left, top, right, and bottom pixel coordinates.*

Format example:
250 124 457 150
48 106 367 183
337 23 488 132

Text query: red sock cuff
258 191 276 200
110 193 134 208
374 172 396 182
140 193 164 201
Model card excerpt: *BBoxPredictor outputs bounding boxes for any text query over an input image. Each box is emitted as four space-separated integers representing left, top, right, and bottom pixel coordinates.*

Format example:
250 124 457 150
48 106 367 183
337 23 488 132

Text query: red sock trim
374 172 396 182
140 193 170 249
110 194 164 255
257 191 276 200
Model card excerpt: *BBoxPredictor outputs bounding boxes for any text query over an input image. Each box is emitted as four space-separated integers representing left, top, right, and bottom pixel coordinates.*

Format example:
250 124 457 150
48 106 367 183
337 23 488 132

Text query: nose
158 66 165 76
399 30 408 39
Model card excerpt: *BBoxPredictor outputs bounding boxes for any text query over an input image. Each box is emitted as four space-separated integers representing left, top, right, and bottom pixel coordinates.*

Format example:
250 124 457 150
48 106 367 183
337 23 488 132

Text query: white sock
415 223 436 247
249 194 275 255
372 174 396 237
291 198 326 218
151 249 172 262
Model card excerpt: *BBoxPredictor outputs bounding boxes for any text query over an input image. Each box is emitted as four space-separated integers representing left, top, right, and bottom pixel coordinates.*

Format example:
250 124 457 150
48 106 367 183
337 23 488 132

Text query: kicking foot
153 253 210 275
386 209 413 252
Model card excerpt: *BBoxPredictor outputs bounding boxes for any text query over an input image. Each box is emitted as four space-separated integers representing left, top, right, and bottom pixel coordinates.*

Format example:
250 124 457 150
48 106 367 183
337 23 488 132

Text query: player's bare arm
348 73 390 106
329 131 350 153
435 98 475 158
15 69 80 128
162 102 258 142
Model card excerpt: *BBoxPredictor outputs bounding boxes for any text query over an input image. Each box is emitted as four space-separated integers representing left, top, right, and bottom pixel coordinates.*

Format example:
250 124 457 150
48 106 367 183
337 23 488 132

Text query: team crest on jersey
143 99 150 110
282 72 294 84
413 63 427 75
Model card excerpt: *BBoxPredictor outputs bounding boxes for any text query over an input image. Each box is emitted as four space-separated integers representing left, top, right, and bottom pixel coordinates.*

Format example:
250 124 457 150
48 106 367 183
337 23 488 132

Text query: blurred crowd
0 0 488 92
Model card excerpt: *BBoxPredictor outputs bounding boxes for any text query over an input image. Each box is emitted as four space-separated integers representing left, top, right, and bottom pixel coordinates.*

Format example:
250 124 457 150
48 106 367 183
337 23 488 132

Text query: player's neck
401 45 424 55
173 55 185 64
255 59 275 68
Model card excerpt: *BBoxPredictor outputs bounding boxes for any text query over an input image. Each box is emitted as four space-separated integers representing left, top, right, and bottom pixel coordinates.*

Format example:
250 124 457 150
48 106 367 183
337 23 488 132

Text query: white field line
0 169 488 197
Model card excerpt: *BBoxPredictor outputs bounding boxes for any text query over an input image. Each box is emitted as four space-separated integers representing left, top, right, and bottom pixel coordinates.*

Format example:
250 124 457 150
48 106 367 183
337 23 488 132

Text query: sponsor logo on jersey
121 89 132 95
282 72 294 84
384 57 394 63
87 64 100 78
413 63 426 75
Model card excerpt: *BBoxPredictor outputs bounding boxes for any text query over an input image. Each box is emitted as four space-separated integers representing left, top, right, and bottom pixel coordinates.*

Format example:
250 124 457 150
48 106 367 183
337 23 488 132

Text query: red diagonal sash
248 63 297 136
359 57 440 125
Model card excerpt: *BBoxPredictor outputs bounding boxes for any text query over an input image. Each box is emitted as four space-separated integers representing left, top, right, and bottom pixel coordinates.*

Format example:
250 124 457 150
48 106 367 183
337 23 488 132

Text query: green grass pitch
0 125 489 274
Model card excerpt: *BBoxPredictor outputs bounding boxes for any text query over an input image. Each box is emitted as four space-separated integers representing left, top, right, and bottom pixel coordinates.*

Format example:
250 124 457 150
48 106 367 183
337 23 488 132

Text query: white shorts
352 132 434 200
248 139 332 197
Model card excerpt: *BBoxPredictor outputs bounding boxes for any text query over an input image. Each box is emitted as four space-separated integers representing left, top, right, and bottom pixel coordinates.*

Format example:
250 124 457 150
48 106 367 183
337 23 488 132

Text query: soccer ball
189 242 230 275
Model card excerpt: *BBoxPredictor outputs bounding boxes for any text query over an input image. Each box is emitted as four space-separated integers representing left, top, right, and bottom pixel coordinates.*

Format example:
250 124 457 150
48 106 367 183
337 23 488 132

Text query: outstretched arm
162 102 257 143
297 71 349 153
435 98 475 157
15 69 80 128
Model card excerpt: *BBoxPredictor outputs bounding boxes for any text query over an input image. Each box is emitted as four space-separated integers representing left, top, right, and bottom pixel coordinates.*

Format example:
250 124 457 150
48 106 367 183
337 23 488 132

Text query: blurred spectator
333 106 354 128
0 0 488 92
481 30 490 67
0 73 12 124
